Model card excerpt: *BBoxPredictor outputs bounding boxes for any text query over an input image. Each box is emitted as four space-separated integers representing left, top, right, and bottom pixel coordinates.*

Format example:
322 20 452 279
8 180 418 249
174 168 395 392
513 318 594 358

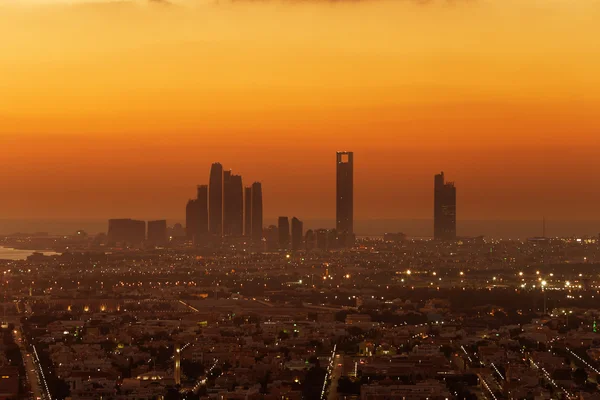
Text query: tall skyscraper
244 186 252 237
278 216 290 250
251 182 263 243
291 217 303 251
186 199 199 241
147 220 167 245
224 172 244 236
209 163 223 236
434 172 457 240
223 170 232 235
336 151 354 243
196 185 209 240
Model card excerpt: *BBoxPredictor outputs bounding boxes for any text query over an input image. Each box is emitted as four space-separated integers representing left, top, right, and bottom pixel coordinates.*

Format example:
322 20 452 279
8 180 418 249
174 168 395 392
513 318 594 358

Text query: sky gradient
1 0 599 224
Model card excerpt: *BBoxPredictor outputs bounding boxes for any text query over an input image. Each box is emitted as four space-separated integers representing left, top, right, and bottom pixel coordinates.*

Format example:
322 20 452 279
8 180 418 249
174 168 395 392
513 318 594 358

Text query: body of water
0 247 60 261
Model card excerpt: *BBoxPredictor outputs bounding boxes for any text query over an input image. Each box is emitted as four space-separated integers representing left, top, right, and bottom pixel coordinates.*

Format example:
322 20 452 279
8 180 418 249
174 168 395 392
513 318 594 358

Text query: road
12 320 44 400
327 354 344 400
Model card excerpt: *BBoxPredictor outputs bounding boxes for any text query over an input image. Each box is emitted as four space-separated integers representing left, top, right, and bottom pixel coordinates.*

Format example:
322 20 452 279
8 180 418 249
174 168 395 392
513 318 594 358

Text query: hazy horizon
1 217 598 239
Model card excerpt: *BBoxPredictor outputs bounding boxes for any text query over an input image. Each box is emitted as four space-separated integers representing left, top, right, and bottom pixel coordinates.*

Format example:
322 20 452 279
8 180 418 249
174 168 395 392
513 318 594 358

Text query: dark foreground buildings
336 151 354 246
434 171 457 240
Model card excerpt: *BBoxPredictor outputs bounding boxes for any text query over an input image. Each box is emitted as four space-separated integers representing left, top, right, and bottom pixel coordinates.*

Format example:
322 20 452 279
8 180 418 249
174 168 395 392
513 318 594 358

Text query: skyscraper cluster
434 171 457 240
186 163 263 245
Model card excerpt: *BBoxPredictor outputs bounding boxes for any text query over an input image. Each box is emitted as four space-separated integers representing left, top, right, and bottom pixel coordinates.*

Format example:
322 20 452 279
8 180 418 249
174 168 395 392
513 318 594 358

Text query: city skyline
2 0 600 224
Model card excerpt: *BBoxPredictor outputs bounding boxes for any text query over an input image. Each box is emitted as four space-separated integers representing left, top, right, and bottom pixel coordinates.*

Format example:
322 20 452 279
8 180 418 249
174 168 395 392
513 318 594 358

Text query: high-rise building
108 219 146 245
291 217 303 251
186 199 199 241
251 182 263 243
196 185 209 238
315 229 328 251
305 229 316 251
224 172 244 236
223 170 232 235
209 162 223 236
265 225 278 251
336 151 354 244
278 216 290 250
244 186 252 237
186 185 209 244
434 172 457 240
147 220 167 245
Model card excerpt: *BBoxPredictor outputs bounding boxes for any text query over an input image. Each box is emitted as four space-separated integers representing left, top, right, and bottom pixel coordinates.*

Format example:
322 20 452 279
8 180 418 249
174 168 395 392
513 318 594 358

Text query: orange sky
1 0 599 222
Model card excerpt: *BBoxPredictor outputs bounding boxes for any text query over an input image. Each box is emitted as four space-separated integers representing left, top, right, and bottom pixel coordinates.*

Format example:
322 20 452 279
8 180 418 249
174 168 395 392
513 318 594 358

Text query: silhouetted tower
223 170 232 235
244 186 252 237
278 216 290 250
174 344 181 385
434 172 457 240
291 217 303 251
266 225 278 251
186 185 208 244
209 163 224 236
251 182 263 243
224 172 244 236
336 152 354 244
147 220 167 245
196 185 209 239
305 229 316 251
186 200 198 241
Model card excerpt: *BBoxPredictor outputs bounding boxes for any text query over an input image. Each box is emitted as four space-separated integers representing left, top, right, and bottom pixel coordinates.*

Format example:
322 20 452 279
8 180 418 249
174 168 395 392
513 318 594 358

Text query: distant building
147 220 167 245
244 186 252 237
209 162 224 236
186 185 209 244
278 216 290 250
224 172 244 237
170 223 186 239
223 170 232 235
305 229 316 251
434 172 457 240
315 229 328 251
265 225 278 251
251 182 263 243
108 219 145 245
336 151 354 246
291 217 303 251
196 185 209 239
186 199 199 241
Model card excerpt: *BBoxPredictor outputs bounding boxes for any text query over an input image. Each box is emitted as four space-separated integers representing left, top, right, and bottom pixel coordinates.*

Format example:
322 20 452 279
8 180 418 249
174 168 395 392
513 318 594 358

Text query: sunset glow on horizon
1 0 599 222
